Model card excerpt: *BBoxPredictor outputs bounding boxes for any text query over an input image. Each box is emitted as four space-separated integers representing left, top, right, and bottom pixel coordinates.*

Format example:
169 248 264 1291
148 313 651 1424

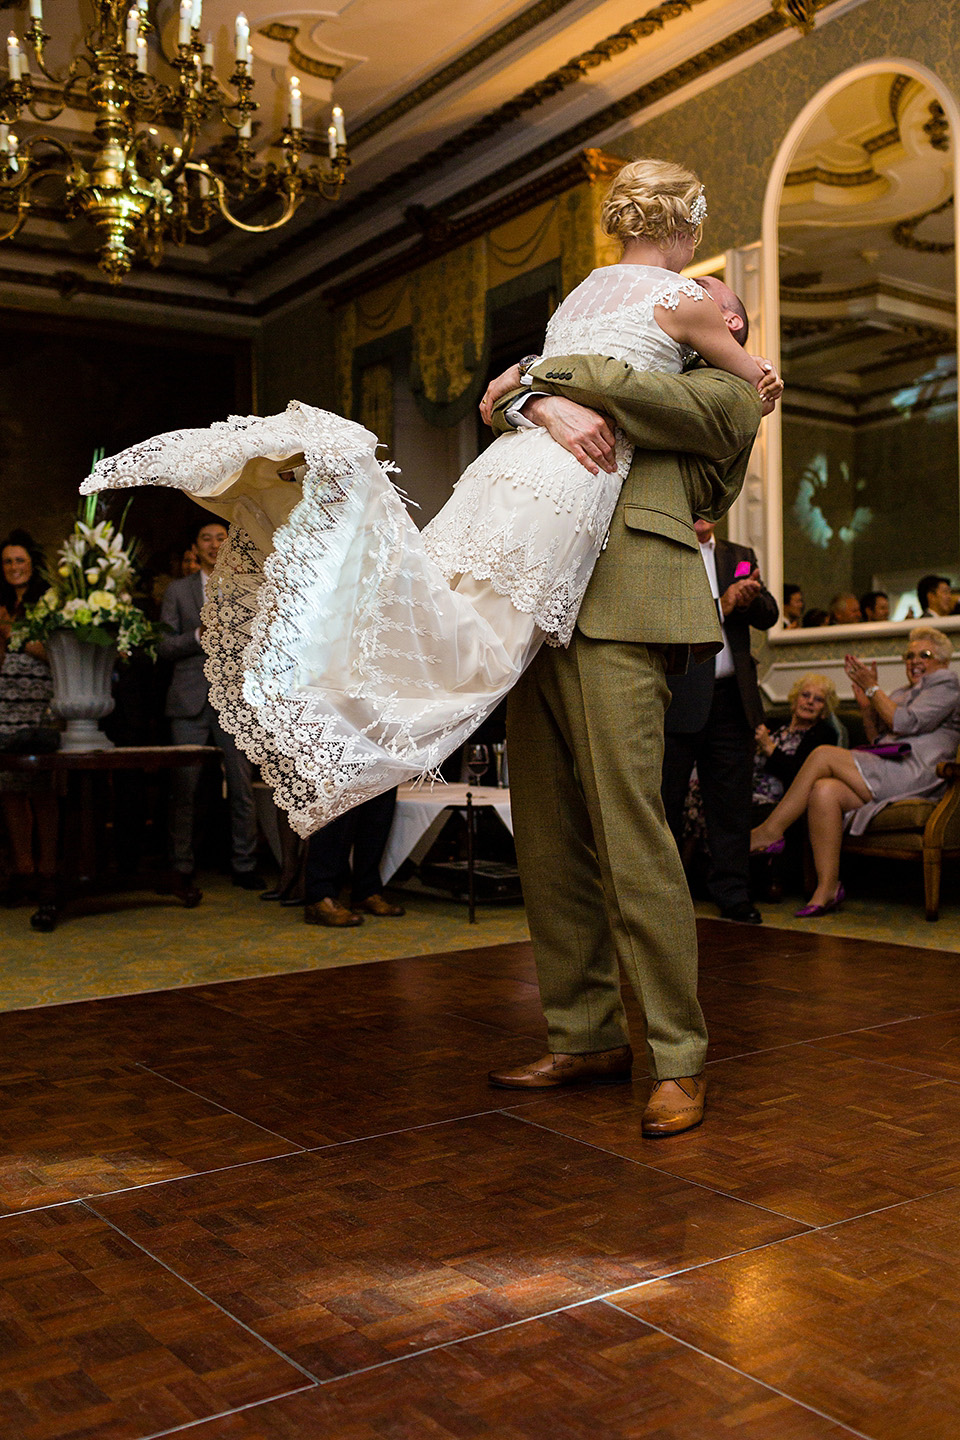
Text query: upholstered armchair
839 753 960 921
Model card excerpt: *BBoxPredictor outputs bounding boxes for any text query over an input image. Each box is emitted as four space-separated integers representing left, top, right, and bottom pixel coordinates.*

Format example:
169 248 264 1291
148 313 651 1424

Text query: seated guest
751 627 960 916
159 518 264 900
303 789 405 926
828 592 861 625
918 574 956 618
0 530 58 929
782 584 804 629
860 590 890 623
684 673 837 856
802 606 829 629
754 673 839 817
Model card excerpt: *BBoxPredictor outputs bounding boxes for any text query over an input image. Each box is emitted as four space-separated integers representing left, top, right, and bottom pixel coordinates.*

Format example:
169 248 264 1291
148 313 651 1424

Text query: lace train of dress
84 264 700 834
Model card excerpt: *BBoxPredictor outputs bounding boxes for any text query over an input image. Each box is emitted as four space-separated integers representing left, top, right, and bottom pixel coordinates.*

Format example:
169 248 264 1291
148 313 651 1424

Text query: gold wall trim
257 22 342 81
347 0 580 150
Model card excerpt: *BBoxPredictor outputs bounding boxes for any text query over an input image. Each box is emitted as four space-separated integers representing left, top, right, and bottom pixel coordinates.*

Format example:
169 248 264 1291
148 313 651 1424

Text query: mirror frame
762 58 960 645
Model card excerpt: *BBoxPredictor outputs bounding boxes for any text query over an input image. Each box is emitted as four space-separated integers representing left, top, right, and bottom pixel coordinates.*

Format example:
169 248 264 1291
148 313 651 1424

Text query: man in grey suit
160 519 263 897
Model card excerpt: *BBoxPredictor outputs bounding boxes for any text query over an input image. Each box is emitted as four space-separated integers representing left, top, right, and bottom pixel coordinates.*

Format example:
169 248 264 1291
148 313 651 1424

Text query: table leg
466 791 476 924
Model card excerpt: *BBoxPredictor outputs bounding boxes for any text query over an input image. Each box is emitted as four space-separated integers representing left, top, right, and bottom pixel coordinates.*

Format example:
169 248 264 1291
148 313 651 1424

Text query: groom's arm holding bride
485 357 770 473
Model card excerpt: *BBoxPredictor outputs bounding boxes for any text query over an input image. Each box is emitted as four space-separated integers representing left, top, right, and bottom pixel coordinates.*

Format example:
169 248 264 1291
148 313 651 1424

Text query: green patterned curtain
410 238 488 406
357 362 394 454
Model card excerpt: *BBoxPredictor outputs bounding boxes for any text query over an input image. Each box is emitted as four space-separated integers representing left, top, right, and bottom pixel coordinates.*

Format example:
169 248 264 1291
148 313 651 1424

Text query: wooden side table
0 744 220 928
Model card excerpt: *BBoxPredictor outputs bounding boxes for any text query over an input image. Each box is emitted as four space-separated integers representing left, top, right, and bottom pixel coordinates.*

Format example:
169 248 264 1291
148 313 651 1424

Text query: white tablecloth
381 783 513 884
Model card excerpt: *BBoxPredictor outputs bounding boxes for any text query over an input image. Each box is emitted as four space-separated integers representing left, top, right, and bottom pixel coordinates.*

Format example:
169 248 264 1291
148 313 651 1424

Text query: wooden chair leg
923 846 942 921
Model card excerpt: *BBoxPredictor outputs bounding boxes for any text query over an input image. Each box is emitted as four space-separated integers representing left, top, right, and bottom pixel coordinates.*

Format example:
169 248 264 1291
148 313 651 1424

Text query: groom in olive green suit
486 345 763 1135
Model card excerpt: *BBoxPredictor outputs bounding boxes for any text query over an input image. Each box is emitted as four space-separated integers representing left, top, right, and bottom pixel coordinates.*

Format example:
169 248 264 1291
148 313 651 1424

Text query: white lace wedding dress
85 264 702 834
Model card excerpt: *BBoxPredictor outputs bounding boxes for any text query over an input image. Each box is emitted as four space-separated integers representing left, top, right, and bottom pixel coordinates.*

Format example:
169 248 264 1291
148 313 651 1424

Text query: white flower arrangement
10 495 163 659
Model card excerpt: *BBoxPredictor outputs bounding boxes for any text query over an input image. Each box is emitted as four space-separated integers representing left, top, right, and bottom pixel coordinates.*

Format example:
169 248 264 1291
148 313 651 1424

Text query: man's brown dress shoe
489 1045 633 1089
641 1074 706 1137
356 893 405 917
304 897 363 927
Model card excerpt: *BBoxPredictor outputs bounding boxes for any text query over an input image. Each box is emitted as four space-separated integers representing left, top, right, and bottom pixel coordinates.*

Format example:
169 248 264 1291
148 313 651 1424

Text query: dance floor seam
2 919 960 1439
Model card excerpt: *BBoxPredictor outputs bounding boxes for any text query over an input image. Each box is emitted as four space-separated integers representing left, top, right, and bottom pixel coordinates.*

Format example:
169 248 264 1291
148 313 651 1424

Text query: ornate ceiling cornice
257 23 342 81
261 5 804 296
347 0 581 150
892 194 955 254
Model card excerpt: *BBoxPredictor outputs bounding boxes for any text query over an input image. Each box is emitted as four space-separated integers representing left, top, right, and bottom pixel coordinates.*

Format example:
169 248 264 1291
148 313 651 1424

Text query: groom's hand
525 395 618 475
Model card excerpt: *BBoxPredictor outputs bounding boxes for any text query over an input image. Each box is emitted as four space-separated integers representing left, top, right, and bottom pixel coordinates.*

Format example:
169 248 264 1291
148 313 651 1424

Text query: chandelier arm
0 176 40 241
202 170 301 234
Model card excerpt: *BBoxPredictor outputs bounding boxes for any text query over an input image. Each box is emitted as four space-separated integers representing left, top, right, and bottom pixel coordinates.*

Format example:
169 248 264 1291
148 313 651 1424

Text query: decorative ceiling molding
347 0 581 149
771 0 818 33
784 164 878 187
781 278 956 311
304 0 714 170
267 5 804 296
257 23 342 81
892 194 956 254
924 100 950 151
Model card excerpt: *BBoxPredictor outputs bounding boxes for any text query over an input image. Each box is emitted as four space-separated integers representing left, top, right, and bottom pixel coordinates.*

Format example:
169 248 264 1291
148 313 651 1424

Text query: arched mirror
769 66 959 635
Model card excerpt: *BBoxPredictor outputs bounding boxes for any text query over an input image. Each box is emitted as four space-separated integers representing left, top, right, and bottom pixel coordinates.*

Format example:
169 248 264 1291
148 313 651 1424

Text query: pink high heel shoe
795 883 845 918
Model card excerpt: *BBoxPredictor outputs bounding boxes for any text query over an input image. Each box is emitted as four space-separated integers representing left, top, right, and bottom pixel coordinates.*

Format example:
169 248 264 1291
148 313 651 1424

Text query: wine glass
465 743 489 787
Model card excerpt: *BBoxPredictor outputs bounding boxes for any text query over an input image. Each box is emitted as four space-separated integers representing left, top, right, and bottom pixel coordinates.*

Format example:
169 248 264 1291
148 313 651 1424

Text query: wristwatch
518 354 541 387
864 684 880 699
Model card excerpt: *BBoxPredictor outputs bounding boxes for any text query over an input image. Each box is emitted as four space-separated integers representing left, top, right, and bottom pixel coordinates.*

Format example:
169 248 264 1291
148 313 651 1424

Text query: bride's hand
525 396 617 475
479 364 522 426
753 358 784 415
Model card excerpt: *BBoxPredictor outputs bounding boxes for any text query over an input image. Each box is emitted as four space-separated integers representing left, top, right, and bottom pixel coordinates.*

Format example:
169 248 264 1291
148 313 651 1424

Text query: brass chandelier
0 0 350 282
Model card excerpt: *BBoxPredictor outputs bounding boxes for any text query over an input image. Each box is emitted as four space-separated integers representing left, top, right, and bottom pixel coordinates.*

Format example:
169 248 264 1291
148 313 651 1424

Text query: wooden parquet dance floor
2 919 960 1438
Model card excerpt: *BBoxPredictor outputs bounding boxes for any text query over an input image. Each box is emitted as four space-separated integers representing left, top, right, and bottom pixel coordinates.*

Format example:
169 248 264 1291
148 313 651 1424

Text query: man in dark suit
660 520 778 924
159 519 263 899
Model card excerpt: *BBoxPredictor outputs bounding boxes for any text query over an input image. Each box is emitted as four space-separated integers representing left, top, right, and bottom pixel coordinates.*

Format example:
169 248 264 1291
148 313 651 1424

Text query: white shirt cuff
504 390 550 430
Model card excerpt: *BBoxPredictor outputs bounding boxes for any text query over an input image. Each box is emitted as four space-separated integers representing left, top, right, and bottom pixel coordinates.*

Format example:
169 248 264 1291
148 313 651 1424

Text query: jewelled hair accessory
689 185 708 227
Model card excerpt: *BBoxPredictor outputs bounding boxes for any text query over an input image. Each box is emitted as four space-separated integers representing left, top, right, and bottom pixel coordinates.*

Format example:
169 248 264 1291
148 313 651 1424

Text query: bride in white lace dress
85 160 776 835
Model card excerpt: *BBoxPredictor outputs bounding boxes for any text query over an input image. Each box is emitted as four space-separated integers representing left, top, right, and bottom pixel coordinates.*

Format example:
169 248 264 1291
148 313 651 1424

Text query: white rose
88 590 117 612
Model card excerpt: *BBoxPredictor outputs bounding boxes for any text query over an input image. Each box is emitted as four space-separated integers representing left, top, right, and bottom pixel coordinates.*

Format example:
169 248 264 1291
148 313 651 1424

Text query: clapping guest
751 628 960 916
0 530 58 927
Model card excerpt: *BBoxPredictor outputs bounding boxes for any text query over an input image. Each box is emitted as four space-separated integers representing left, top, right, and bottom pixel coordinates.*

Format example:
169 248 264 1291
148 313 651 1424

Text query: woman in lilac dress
751 628 960 915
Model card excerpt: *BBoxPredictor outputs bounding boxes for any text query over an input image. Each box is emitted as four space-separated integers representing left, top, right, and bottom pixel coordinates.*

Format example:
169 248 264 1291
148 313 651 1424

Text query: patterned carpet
0 875 529 1012
2 862 954 1013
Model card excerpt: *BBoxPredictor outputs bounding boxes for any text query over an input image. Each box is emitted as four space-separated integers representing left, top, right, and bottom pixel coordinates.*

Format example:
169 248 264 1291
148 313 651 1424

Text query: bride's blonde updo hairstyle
600 158 705 250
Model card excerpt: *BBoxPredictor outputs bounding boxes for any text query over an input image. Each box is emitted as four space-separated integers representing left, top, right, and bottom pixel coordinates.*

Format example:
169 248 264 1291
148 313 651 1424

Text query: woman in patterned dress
0 530 57 908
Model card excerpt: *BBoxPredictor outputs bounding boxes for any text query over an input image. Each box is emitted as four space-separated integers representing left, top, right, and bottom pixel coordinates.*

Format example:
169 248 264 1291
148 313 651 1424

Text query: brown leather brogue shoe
356 893 406 917
488 1045 633 1090
304 897 363 927
641 1074 706 1137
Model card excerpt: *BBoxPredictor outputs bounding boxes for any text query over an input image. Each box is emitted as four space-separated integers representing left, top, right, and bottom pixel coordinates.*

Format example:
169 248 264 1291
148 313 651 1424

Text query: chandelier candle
332 105 346 146
29 0 43 19
6 34 21 83
0 0 351 280
235 13 249 63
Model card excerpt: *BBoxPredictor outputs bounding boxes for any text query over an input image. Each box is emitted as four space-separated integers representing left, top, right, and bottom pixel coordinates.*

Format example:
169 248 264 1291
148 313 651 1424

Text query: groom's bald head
696 275 749 346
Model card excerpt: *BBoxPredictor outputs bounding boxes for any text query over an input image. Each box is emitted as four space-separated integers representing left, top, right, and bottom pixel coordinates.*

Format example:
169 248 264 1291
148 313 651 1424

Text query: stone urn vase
46 630 117 752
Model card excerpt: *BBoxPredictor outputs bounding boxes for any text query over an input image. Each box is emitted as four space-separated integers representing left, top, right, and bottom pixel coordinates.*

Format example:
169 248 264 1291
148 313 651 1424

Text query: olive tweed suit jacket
492 356 762 665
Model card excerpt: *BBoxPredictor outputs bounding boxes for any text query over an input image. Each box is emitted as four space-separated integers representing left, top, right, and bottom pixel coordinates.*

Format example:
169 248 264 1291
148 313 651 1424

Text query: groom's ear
725 311 745 339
